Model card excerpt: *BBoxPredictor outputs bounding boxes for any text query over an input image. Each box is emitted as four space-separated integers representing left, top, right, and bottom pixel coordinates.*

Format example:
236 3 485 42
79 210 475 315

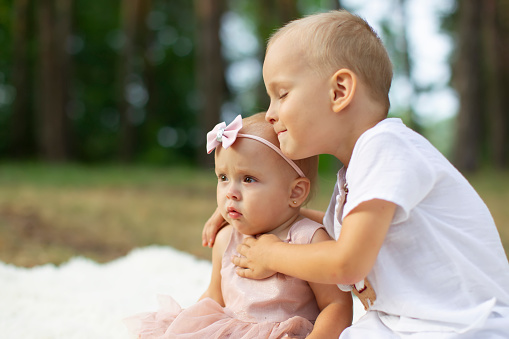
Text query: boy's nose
265 106 277 124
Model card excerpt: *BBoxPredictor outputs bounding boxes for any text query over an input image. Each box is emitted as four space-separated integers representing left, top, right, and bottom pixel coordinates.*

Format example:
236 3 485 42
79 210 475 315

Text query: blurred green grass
0 163 219 266
0 163 507 267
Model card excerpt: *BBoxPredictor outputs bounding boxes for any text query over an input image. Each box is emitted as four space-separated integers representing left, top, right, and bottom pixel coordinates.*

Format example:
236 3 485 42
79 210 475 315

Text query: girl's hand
202 207 227 248
233 234 280 279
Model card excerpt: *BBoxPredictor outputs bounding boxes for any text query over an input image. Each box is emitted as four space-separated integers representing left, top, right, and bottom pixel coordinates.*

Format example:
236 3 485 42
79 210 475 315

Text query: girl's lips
227 207 242 219
228 211 242 219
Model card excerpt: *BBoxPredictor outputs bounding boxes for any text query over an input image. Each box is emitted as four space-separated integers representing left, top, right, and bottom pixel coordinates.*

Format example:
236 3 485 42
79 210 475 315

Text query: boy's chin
281 144 307 161
279 143 297 158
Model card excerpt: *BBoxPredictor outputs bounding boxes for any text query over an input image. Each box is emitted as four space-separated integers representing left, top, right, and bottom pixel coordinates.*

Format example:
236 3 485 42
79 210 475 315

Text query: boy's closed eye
266 83 290 100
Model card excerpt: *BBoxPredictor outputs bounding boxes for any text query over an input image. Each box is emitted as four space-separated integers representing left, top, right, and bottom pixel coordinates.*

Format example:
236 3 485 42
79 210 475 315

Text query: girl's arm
199 225 232 305
234 199 396 285
306 228 353 339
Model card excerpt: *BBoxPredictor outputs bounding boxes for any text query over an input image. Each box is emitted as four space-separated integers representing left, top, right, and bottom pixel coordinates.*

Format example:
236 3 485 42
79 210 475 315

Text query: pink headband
206 115 306 178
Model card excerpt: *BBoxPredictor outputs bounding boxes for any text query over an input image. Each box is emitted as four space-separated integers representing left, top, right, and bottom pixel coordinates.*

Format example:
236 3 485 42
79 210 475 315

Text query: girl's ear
329 68 357 113
289 177 311 207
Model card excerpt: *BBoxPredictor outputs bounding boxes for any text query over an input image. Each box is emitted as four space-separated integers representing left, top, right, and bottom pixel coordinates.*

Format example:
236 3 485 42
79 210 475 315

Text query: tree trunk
498 0 509 167
275 0 299 24
396 0 421 134
483 0 509 168
194 0 226 166
10 0 33 158
118 0 151 162
254 0 299 113
37 0 71 161
55 0 73 157
453 0 483 172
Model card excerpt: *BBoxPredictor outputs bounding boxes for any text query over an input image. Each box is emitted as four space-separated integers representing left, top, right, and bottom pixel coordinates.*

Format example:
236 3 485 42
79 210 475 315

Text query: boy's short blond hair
268 10 393 114
241 113 319 204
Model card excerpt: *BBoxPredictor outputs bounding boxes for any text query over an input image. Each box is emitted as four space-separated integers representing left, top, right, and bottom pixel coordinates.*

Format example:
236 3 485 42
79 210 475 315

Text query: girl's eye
279 92 288 99
244 176 256 183
218 174 227 182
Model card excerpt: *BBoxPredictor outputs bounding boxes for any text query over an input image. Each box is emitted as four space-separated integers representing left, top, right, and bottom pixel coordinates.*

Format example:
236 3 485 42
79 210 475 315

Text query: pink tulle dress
124 218 324 338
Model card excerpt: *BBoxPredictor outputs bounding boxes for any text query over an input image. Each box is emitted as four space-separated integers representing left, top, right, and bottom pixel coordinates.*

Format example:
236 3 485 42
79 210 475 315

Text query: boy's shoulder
358 117 429 150
349 117 445 179
366 117 404 135
355 118 407 148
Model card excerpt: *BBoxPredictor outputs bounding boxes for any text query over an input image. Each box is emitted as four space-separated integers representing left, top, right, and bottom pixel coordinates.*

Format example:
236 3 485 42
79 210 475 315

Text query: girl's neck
266 213 302 240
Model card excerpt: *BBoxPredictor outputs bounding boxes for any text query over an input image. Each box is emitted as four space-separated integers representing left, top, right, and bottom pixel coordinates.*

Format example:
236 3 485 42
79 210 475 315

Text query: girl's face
215 138 298 236
263 35 334 160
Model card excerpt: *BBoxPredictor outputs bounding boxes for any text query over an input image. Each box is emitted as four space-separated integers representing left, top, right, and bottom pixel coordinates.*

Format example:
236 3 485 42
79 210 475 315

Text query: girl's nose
226 185 240 200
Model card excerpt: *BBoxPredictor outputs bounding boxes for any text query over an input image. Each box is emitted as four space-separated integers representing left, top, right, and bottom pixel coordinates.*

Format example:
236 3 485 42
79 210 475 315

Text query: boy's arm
307 228 353 339
199 225 232 305
234 199 396 285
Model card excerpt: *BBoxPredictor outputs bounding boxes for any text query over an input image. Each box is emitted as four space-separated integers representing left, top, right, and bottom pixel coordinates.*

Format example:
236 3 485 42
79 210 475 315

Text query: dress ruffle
124 295 314 339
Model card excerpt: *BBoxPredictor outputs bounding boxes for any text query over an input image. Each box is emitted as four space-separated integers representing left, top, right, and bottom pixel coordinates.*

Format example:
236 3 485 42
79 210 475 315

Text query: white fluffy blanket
0 246 364 338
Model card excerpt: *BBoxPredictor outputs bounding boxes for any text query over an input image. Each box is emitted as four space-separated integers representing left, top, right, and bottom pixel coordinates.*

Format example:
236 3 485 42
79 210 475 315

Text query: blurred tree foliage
2 0 200 165
0 0 507 171
446 0 509 172
1 0 343 167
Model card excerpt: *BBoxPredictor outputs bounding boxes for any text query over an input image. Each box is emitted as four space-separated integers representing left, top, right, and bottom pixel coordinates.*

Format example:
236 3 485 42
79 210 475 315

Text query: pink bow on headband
206 115 243 154
206 114 306 177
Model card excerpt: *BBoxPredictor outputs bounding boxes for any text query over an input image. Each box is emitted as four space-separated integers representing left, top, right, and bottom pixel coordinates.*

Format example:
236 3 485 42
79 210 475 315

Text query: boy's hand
233 234 280 279
202 207 227 247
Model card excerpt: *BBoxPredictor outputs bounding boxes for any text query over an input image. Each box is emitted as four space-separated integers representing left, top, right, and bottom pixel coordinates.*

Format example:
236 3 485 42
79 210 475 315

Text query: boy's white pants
340 309 509 339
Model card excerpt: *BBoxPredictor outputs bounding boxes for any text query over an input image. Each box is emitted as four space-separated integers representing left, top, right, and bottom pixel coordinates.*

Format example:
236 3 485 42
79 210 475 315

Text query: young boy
204 10 509 338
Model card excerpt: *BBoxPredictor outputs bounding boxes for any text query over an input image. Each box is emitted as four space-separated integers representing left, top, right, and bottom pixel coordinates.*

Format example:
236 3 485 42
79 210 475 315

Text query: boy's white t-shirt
324 118 509 334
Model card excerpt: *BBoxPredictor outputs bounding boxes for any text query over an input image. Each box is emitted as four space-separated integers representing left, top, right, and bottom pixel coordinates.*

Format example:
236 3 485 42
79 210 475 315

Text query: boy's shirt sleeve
343 130 437 224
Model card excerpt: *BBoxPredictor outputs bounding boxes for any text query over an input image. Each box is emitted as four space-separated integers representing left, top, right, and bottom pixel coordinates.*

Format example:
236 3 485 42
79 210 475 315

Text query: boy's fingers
236 237 255 255
236 244 244 256
243 237 256 245
236 267 251 278
231 255 247 268
201 208 225 247
201 226 213 247
206 230 215 248
236 241 252 257
201 228 208 246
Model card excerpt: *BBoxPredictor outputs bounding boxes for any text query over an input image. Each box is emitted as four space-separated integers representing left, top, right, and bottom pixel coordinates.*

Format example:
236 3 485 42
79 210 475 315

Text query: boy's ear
289 177 311 207
329 68 356 113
